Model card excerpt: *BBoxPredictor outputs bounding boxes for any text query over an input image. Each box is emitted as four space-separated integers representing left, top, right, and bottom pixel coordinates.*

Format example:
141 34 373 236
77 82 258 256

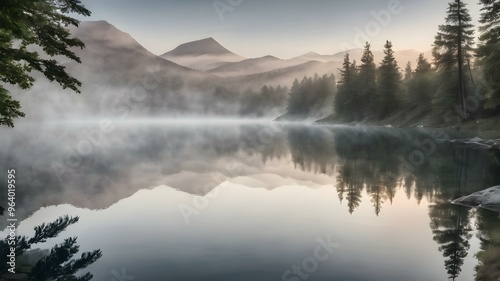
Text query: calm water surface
1 121 500 281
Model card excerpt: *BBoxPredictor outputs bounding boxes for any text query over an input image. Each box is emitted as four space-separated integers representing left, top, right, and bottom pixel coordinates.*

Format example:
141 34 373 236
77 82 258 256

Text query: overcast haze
79 0 481 58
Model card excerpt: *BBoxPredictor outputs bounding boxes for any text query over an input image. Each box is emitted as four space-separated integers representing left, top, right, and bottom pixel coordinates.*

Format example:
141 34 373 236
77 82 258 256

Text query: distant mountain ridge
14 21 433 121
157 34 431 78
208 55 300 77
163 37 236 57
161 37 245 70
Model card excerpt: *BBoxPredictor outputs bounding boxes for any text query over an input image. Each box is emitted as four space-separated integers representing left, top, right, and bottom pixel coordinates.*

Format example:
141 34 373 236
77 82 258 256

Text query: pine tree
407 54 434 111
432 0 475 117
0 216 102 280
357 42 377 120
335 53 358 120
404 61 413 81
476 0 500 110
415 53 432 75
377 41 401 119
286 79 301 115
0 0 91 127
286 75 336 118
351 60 358 76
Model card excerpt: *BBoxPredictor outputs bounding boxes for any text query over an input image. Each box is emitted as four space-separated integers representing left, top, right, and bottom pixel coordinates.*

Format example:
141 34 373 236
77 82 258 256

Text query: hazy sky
78 0 482 59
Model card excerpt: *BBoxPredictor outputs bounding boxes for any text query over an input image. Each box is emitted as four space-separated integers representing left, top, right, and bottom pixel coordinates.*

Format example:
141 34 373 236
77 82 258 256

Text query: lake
1 120 499 281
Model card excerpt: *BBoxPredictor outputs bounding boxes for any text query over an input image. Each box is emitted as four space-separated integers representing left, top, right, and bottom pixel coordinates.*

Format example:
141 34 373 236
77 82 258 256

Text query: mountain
292 48 428 66
11 21 433 123
161 37 245 70
229 49 430 89
208 55 301 77
164 37 235 56
67 21 200 77
158 35 430 83
328 49 365 62
389 49 433 67
230 60 338 88
290 51 336 63
13 21 246 120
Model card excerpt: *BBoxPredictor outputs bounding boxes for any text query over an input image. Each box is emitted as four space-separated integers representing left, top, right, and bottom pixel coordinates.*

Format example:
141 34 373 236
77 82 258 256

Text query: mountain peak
71 21 151 55
261 55 280 60
201 37 216 42
163 37 237 57
304 51 321 56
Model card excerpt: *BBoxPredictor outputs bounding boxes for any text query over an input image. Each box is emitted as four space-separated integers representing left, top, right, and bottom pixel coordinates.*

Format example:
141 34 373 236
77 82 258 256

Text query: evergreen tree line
286 74 336 117
331 0 500 123
240 85 288 117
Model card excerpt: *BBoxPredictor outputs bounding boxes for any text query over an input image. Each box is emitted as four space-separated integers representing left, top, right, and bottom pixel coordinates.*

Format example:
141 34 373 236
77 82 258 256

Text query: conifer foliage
477 0 500 110
335 54 358 120
0 0 91 127
0 215 102 281
432 0 475 116
377 41 401 119
286 74 336 118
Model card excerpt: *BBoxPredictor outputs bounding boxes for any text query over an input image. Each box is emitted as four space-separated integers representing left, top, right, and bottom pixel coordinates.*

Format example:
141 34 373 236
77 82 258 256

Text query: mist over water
2 1 500 279
1 119 499 280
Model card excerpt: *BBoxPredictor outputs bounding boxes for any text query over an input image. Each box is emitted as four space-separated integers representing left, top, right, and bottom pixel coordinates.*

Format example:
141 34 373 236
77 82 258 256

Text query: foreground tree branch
0 0 91 127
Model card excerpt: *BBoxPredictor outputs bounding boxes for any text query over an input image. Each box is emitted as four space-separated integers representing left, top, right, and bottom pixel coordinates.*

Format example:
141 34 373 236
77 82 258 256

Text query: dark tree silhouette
286 74 336 118
335 54 359 121
476 0 500 111
377 40 402 119
430 201 472 280
432 0 475 117
0 0 91 127
405 53 434 113
0 215 102 281
404 61 413 81
357 42 377 120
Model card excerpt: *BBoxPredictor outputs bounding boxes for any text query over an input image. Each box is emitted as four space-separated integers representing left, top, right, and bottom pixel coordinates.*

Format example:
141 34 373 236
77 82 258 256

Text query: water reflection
475 209 500 280
285 125 500 280
0 215 101 280
1 122 499 280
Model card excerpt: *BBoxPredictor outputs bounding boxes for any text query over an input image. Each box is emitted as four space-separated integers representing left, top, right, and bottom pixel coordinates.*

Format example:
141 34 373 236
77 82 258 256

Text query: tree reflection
336 161 363 214
287 126 336 175
369 184 388 216
286 125 500 280
430 200 472 280
475 209 500 280
0 215 102 281
473 147 500 281
419 142 474 281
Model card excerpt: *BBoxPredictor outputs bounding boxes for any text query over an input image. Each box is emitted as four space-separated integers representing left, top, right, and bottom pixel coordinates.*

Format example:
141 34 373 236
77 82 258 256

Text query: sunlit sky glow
78 0 482 59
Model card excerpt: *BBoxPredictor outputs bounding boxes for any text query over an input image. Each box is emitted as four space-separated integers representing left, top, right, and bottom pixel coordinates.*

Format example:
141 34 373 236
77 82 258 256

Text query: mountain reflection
1 122 500 280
